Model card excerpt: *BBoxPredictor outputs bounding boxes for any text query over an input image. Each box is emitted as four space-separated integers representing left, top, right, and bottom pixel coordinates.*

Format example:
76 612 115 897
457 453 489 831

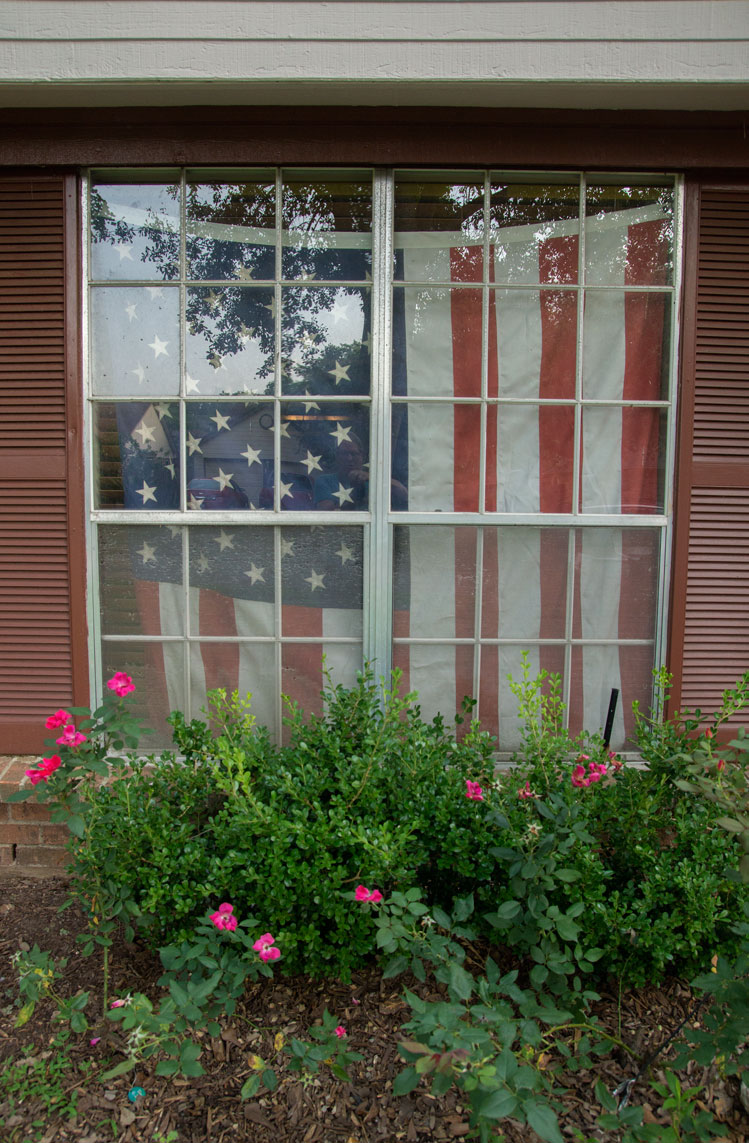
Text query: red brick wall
0 757 69 875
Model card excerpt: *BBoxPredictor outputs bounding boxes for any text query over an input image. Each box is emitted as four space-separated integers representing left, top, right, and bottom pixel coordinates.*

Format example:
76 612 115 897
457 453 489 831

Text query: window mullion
367 168 394 678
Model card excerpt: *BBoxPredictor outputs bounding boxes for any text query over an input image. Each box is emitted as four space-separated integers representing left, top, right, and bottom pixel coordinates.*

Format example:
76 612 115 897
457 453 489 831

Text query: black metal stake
602 687 619 751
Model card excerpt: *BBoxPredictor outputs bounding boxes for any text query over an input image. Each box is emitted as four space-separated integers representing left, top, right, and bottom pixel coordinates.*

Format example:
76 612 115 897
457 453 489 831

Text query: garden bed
1 877 747 1143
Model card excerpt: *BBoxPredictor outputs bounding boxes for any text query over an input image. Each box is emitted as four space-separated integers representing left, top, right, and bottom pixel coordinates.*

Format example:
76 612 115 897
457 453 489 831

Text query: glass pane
91 287 180 397
574 528 659 641
99 525 184 636
190 641 277 733
188 527 275 635
392 526 477 640
185 401 275 511
583 290 670 402
185 286 275 396
581 407 666 513
282 286 371 396
490 180 579 285
94 402 180 510
493 405 574 513
393 287 483 399
494 289 577 399
90 178 180 282
569 643 654 748
101 640 185 748
393 403 481 512
186 177 275 281
270 404 370 512
281 526 364 636
481 528 569 640
394 178 484 283
585 182 674 287
481 645 566 747
282 176 372 281
281 642 362 740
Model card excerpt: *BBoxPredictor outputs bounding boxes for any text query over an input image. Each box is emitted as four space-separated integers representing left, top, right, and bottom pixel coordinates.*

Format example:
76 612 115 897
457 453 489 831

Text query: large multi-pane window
86 169 679 748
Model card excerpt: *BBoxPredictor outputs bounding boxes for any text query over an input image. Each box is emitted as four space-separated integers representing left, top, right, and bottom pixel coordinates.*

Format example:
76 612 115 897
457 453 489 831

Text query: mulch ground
1 877 747 1143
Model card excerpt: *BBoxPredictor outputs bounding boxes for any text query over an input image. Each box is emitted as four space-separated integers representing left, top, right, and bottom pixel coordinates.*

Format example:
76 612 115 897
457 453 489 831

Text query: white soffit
0 0 748 110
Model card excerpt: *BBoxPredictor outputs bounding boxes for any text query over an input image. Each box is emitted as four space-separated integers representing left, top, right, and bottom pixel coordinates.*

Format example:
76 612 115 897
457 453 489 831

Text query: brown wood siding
670 185 749 727
0 173 87 752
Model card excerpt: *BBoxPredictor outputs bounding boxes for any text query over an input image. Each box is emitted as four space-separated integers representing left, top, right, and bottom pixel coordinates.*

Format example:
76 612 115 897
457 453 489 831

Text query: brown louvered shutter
670 184 749 727
0 173 87 752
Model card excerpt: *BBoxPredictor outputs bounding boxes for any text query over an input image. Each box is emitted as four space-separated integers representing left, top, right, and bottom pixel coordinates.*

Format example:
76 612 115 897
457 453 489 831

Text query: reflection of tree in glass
284 337 370 399
92 180 372 382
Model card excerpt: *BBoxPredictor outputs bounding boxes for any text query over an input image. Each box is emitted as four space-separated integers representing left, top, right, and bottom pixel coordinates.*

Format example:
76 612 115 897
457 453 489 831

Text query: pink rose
253 932 281 962
56 725 87 748
465 780 484 801
45 710 71 730
334 1026 346 1038
107 672 135 697
25 755 62 785
355 886 383 904
518 781 536 799
209 902 238 932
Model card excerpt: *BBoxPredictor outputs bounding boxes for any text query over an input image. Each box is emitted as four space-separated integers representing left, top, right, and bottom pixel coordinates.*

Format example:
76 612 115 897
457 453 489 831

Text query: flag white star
236 267 254 281
133 422 156 447
244 563 265 585
328 360 351 386
154 403 173 419
331 299 349 325
137 541 156 564
197 553 211 573
168 525 181 538
302 451 322 474
125 302 138 321
146 286 165 299
304 569 326 592
186 433 203 455
336 542 354 565
362 332 372 354
165 459 176 478
136 482 157 505
333 483 354 507
149 334 169 358
131 364 146 385
278 479 294 503
302 391 320 412
263 296 277 318
188 493 202 510
208 352 223 370
280 537 295 558
279 421 290 438
241 444 262 467
364 269 372 282
237 322 254 342
205 289 221 311
185 373 201 394
301 332 317 350
215 468 233 491
117 243 134 262
210 409 231 433
215 530 235 551
299 271 317 281
330 422 352 446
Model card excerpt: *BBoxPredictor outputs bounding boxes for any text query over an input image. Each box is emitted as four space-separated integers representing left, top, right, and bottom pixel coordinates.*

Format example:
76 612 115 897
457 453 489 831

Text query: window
86 168 679 748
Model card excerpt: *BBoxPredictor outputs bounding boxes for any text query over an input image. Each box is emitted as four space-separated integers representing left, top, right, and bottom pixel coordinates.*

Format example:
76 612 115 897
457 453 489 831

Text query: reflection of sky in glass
185 287 275 396
186 181 276 281
91 287 180 396
91 183 180 281
282 287 370 395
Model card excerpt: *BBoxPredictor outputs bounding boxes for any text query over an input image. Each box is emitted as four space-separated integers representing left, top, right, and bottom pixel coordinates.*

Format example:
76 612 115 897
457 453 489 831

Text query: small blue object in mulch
127 1086 146 1103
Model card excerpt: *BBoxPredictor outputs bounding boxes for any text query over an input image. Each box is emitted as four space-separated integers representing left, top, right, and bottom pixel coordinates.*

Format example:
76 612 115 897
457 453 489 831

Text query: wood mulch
0 877 747 1143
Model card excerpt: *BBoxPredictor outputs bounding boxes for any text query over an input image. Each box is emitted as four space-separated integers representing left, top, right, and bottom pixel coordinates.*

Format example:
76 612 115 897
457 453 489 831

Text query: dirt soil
1 877 747 1143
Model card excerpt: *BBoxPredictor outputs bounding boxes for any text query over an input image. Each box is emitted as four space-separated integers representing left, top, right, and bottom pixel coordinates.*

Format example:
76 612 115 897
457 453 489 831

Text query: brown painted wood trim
667 178 700 718
0 451 66 481
63 171 89 710
1 107 749 170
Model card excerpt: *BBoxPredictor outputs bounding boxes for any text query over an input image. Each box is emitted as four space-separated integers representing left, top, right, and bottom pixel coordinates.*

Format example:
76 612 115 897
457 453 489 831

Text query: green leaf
473 1088 518 1120
525 1100 565 1143
102 1059 136 1080
155 1059 180 1077
556 915 580 942
383 955 409 979
67 814 86 838
240 1074 261 1100
555 868 581 883
262 1068 278 1091
393 1066 420 1095
452 894 474 922
448 962 474 1001
15 1002 35 1028
716 817 744 833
